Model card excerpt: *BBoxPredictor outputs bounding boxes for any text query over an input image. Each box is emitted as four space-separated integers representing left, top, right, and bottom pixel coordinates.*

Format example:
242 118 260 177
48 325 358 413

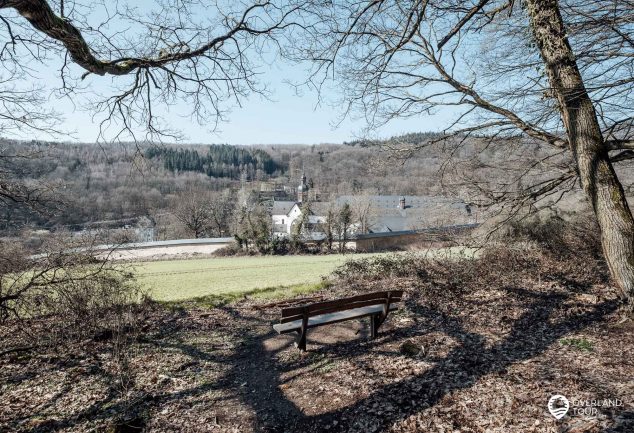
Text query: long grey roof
271 201 296 215
336 195 470 233
271 195 471 233
335 195 466 209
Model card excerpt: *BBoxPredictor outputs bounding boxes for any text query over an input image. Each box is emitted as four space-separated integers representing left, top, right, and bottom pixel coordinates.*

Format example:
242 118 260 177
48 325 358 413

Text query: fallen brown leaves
1 242 633 432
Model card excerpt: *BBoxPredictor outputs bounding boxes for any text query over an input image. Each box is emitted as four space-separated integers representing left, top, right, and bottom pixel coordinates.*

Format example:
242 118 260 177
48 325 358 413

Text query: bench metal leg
370 314 380 339
296 312 308 351
297 329 307 351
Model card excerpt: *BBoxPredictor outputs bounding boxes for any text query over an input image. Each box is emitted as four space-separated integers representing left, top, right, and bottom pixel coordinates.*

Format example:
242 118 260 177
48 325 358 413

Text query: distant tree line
4 136 633 246
145 144 283 179
344 132 443 147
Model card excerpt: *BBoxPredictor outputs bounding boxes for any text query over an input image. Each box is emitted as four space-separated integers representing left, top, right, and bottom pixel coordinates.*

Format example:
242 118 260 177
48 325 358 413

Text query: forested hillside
145 144 282 179
2 134 632 242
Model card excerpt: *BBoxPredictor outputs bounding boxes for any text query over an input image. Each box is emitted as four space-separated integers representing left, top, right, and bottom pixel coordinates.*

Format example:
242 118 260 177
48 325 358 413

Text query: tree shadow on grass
138 286 622 432
137 285 618 432
291 289 619 432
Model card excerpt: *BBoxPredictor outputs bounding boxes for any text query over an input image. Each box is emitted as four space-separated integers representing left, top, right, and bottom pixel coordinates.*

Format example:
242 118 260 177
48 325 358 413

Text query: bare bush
331 217 610 298
503 214 604 262
0 234 142 349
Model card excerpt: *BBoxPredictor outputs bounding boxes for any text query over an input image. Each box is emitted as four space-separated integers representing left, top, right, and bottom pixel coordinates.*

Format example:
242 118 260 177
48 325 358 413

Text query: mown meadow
135 248 476 303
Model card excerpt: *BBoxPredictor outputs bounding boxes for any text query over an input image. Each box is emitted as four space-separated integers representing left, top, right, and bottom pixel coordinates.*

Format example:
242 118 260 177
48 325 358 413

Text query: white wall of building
272 204 327 238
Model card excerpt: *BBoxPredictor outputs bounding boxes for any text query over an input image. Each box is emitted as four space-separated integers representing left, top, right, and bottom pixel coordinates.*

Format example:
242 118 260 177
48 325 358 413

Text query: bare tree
0 232 140 348
336 202 352 254
289 0 634 310
0 0 304 237
320 202 337 252
348 194 377 234
208 190 235 237
0 0 304 141
171 189 214 238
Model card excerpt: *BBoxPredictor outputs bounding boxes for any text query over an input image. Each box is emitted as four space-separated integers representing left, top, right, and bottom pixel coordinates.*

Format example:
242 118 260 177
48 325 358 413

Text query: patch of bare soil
2 247 634 432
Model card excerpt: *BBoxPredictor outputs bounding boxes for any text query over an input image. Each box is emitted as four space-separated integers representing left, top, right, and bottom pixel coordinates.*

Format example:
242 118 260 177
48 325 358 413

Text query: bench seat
273 290 402 350
273 304 398 334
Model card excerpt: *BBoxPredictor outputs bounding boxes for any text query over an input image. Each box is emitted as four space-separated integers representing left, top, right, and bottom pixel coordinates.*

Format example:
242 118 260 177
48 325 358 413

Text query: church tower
297 173 309 202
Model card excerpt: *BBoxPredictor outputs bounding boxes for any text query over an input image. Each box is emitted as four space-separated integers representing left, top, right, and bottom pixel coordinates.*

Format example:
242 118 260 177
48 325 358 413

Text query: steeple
297 173 309 202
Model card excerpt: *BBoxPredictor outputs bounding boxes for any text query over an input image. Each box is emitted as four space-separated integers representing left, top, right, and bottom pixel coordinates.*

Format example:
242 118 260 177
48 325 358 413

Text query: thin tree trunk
526 0 634 310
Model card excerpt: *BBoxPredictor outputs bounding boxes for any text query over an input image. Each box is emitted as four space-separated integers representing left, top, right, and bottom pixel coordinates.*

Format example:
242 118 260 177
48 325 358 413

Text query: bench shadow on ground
152 286 625 432
17 286 626 432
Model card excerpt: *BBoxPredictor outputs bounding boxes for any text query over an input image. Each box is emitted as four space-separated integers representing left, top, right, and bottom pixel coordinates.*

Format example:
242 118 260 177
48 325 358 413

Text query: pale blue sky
14 1 459 146
47 60 456 145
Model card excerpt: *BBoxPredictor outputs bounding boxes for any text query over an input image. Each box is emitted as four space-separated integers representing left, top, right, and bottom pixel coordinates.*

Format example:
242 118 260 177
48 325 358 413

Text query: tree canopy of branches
170 188 235 238
0 0 303 245
285 0 634 311
0 0 303 141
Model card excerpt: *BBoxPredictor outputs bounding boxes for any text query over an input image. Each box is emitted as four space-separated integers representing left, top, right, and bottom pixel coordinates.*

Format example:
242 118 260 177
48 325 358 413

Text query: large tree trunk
526 0 634 310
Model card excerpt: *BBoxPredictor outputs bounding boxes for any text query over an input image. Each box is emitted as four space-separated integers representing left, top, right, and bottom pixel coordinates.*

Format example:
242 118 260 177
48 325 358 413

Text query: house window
282 219 285 224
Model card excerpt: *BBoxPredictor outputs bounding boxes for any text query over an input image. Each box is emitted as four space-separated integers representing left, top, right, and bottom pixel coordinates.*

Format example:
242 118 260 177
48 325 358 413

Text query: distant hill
145 144 284 179
2 133 631 238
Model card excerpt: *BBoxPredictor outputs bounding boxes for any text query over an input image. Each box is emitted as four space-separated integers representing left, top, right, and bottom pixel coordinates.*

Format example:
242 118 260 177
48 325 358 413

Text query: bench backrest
280 290 404 324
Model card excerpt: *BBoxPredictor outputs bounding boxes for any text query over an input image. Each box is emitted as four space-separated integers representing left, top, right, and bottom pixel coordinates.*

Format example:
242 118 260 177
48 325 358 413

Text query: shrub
329 216 608 295
213 243 250 257
330 253 430 282
505 214 603 261
0 234 143 347
214 238 293 256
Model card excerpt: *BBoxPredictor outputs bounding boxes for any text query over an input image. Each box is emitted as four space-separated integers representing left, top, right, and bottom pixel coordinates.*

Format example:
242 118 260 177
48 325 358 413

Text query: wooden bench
272 290 403 350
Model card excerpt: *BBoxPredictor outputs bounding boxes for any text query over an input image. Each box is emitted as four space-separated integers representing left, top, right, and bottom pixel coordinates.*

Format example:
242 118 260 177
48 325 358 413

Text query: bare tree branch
437 0 491 49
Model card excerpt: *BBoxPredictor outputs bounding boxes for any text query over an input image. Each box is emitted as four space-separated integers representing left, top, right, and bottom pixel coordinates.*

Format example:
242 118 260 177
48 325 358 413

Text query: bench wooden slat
281 292 390 317
304 290 401 312
273 304 399 334
309 298 402 318
279 313 306 324
281 290 403 317
279 297 403 323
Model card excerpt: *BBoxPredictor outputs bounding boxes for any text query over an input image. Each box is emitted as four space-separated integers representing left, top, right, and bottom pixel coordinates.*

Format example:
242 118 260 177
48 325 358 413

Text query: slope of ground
136 254 376 301
1 244 633 433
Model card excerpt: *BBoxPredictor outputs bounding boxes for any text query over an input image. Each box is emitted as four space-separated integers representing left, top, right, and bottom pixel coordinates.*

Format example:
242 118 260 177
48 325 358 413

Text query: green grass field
136 248 476 304
135 254 377 303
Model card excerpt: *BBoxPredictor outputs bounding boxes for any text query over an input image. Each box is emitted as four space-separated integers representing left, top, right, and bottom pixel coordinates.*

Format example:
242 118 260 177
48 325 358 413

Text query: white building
271 174 475 240
271 174 328 240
